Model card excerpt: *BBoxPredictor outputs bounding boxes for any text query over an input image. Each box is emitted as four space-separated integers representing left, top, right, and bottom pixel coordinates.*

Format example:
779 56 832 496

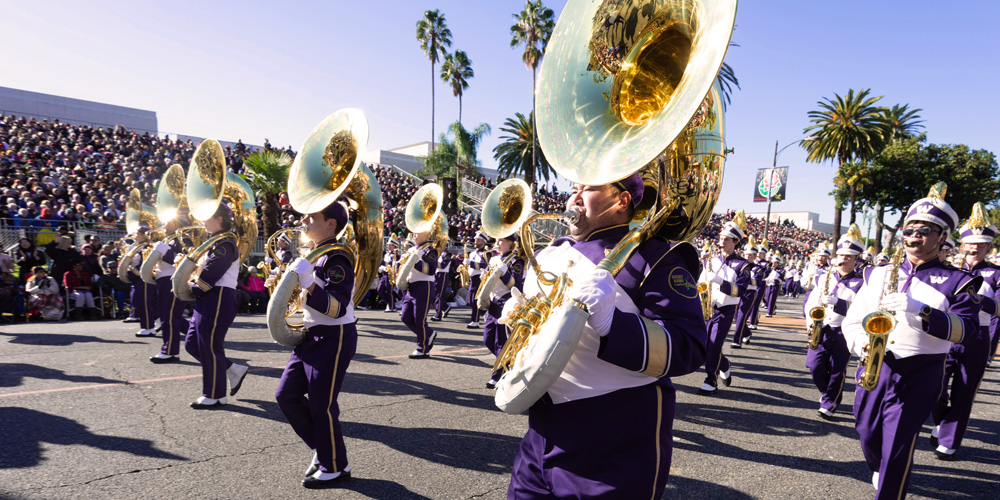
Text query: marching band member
149 214 192 363
377 237 399 312
804 225 865 419
730 240 758 348
466 231 491 329
184 203 250 409
401 229 438 358
931 203 998 459
763 253 784 317
503 173 707 499
129 226 159 337
276 232 295 266
801 245 831 311
483 232 525 388
747 244 769 332
698 211 750 395
275 201 357 489
937 238 955 263
843 183 979 498
431 242 454 321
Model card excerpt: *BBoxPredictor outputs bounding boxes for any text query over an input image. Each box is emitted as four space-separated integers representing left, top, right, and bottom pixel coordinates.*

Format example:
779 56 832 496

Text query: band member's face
717 235 736 254
277 238 288 249
497 238 514 254
837 254 858 273
414 231 430 244
566 183 629 240
165 219 179 234
938 247 951 261
746 253 756 263
902 221 944 262
387 243 396 252
204 215 223 234
135 232 147 243
962 241 990 263
302 213 337 243
817 255 829 266
475 238 485 249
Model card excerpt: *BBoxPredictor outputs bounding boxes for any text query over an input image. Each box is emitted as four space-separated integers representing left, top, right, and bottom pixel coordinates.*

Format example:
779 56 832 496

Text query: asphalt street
1 295 997 499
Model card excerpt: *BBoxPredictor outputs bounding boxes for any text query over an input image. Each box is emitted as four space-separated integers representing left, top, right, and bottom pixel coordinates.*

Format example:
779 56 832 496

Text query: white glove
265 256 274 264
880 292 924 315
703 271 717 284
496 263 509 276
378 265 387 273
710 272 724 285
498 288 526 325
290 258 315 289
821 294 838 306
154 241 169 254
569 269 616 337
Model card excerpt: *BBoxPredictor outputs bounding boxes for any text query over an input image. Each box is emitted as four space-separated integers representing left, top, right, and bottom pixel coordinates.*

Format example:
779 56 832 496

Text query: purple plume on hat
613 173 644 208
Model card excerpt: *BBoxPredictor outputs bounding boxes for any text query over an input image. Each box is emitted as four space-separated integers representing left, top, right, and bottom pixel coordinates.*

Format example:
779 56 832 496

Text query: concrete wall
0 86 157 134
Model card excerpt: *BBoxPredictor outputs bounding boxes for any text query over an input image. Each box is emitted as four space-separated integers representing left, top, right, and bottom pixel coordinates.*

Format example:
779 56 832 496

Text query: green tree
440 50 474 125
862 134 1000 248
493 111 553 189
416 9 452 154
418 121 491 181
880 103 924 142
510 0 554 177
802 88 886 242
242 150 292 238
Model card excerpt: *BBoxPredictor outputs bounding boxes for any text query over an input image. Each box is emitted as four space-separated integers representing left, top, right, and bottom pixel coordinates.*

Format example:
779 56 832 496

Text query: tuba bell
265 109 384 347
476 179 538 312
170 139 259 302
140 164 206 284
118 188 161 282
494 0 737 415
394 183 448 291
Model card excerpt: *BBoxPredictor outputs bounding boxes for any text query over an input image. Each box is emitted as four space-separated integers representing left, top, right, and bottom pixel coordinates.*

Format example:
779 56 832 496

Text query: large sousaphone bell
394 183 448 291
140 164 206 284
171 139 258 302
476 179 534 310
266 109 384 347
118 189 160 282
494 0 737 414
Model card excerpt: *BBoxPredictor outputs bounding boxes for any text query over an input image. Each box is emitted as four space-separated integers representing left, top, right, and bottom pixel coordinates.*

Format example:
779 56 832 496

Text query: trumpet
808 266 834 349
858 246 904 391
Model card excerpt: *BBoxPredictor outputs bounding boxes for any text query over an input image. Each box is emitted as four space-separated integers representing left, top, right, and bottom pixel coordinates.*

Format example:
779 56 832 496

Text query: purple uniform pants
731 290 756 347
764 285 779 316
932 326 990 451
749 287 764 326
468 274 483 323
508 383 674 499
854 351 946 500
989 324 1000 364
805 325 850 413
184 287 237 399
704 304 736 388
276 323 357 475
129 274 159 330
156 276 188 357
483 299 507 381
376 272 395 310
401 281 435 354
433 271 450 319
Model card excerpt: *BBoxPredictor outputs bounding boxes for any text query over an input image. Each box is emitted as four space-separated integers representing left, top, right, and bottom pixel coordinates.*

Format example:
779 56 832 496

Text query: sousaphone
495 0 737 414
140 164 206 284
118 189 161 282
394 183 448 291
266 109 384 347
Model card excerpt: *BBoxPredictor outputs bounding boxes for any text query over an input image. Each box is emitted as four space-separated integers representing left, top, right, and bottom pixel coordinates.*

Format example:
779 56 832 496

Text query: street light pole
763 139 802 242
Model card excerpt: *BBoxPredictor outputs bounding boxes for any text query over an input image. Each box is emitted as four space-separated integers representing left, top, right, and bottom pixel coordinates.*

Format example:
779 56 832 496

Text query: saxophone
857 246 904 390
808 267 834 349
458 245 471 288
697 241 714 321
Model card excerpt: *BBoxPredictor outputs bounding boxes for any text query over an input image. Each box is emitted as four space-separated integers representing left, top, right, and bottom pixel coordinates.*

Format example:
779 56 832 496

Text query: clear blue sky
4 1 999 231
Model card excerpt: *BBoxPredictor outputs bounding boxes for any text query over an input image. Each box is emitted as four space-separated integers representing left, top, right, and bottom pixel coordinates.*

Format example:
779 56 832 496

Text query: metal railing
460 178 568 245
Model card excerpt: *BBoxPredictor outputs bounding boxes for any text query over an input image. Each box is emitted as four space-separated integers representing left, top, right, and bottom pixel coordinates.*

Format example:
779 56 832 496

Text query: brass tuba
494 0 737 414
118 188 161 282
266 109 384 347
476 179 536 311
171 139 258 302
395 183 448 291
140 164 206 284
857 246 903 390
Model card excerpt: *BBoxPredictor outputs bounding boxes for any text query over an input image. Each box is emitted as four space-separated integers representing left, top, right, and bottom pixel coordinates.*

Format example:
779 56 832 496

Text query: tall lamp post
763 139 801 242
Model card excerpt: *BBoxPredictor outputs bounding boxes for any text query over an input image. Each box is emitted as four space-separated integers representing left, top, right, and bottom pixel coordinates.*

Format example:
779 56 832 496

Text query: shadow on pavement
0 407 186 469
0 363 123 388
346 421 518 474
339 477 433 499
343 373 497 411
0 331 144 346
662 475 757 499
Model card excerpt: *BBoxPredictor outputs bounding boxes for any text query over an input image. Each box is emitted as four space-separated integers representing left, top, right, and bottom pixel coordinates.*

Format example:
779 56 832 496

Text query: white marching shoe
190 396 227 409
227 363 250 396
872 471 879 490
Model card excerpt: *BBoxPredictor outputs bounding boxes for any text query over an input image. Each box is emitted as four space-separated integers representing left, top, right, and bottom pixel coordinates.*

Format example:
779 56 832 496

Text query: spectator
0 270 19 322
15 237 46 284
45 235 81 289
79 244 103 277
25 267 63 321
241 267 268 314
96 261 130 318
63 261 97 320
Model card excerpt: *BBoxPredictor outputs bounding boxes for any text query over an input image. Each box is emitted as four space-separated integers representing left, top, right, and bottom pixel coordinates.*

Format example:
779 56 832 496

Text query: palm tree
416 9 452 154
835 161 874 226
802 88 886 242
417 121 490 180
440 50 474 125
716 61 740 109
881 104 924 142
242 149 292 238
510 0 554 176
493 111 553 189
450 120 491 170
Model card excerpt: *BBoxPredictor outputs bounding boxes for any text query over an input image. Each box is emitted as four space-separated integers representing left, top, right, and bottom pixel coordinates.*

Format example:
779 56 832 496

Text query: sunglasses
902 227 939 237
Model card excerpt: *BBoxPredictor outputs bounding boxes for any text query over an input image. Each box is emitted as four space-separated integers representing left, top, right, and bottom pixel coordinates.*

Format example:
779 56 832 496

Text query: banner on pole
753 167 788 202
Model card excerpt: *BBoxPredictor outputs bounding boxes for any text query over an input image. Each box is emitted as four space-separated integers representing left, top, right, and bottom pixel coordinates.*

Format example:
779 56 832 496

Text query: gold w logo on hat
972 228 984 235
917 204 934 214
929 276 949 284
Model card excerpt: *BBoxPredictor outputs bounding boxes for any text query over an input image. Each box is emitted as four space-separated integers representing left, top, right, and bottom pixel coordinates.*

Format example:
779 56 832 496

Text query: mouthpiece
563 206 583 225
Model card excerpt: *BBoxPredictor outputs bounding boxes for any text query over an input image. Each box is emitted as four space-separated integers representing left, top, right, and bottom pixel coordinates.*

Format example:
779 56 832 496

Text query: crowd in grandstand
695 212 831 261
1 114 832 323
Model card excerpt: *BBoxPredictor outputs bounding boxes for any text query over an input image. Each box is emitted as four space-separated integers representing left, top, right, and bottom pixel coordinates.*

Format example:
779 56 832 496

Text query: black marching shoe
698 383 718 395
302 467 351 489
190 396 227 409
408 350 430 359
149 354 180 364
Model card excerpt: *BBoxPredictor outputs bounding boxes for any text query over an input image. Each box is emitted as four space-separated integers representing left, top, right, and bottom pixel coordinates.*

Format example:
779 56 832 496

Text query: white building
362 141 499 181
745 211 847 236
0 86 157 134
